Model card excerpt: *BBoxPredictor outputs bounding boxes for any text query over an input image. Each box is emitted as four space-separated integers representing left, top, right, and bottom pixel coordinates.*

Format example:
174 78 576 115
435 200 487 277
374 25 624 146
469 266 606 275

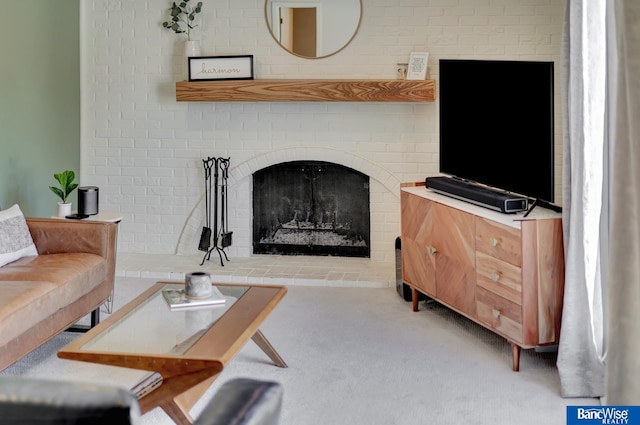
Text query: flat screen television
438 59 555 203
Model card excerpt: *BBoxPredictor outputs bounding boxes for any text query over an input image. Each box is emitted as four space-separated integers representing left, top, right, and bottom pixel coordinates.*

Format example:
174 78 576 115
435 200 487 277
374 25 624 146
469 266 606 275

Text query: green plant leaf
54 172 67 188
64 170 75 187
49 186 64 201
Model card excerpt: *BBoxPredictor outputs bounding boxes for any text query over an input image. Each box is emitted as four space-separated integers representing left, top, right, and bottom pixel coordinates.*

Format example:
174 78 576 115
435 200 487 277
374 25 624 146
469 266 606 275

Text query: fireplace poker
198 158 214 252
219 158 233 249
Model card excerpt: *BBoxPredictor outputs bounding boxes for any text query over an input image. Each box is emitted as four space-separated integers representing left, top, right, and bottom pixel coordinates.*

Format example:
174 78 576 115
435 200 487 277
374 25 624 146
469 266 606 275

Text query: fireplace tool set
199 157 233 266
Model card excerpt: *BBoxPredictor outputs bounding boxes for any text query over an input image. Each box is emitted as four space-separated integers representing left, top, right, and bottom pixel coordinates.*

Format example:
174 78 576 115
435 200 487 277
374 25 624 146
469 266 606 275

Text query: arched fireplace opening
252 161 370 257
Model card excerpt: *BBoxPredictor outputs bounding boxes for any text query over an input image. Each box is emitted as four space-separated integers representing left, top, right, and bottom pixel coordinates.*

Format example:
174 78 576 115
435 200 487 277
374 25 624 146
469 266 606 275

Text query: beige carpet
1 277 598 424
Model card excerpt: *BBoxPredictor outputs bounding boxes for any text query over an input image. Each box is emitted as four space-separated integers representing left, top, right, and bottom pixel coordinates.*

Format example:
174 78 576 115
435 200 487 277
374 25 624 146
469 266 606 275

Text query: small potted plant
49 170 78 217
162 0 204 79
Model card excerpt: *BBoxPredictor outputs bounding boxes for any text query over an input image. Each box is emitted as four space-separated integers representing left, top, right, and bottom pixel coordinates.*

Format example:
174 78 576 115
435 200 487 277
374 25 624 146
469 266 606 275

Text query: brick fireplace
176 147 402 268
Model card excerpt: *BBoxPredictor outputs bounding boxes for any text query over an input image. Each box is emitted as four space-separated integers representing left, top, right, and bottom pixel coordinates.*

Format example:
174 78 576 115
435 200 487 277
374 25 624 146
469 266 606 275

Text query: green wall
0 0 80 217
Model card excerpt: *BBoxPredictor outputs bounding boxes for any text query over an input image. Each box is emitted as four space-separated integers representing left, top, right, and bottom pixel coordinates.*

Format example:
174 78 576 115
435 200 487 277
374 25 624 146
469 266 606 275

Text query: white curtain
557 0 609 398
605 1 640 405
559 0 640 401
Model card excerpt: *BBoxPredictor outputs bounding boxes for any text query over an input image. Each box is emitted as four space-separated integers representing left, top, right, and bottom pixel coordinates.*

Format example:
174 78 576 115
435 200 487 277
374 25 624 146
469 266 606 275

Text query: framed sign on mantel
406 52 429 80
188 55 254 81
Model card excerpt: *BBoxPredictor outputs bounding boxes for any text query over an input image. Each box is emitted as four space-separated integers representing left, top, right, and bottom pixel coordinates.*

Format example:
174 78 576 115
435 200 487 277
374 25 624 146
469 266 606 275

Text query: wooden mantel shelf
175 79 435 103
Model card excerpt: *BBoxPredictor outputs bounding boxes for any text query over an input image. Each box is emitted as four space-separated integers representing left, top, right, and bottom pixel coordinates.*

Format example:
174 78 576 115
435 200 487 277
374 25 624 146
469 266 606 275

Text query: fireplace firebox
253 161 370 257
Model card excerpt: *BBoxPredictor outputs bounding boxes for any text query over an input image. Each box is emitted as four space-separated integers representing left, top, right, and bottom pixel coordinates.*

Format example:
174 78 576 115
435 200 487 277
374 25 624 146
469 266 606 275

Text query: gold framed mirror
264 0 362 59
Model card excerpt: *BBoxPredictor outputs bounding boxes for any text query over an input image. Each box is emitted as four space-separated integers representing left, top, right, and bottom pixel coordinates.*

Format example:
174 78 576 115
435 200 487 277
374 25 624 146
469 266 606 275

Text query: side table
52 210 123 224
52 211 123 314
88 212 123 313
80 211 123 223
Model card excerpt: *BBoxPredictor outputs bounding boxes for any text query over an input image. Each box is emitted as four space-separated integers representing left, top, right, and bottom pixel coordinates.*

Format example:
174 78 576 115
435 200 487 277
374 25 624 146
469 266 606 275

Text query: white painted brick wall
80 0 565 267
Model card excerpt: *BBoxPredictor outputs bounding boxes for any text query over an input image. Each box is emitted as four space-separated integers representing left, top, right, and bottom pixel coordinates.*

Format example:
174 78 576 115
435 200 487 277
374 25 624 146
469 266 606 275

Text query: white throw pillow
0 204 38 267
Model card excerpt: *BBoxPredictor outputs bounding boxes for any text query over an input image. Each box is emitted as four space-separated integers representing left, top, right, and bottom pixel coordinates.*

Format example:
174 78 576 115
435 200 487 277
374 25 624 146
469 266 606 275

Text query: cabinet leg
411 288 419 312
510 343 521 372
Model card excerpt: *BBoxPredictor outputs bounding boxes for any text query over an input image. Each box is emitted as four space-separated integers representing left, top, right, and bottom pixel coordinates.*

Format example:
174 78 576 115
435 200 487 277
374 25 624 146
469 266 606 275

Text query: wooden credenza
400 183 565 371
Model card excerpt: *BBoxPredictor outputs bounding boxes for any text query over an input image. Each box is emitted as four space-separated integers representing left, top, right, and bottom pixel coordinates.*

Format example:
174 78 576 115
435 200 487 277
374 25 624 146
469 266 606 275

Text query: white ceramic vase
57 202 72 218
185 271 212 299
183 40 201 80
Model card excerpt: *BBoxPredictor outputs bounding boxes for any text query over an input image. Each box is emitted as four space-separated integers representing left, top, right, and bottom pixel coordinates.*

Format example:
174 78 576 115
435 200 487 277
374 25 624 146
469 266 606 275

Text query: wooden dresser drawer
475 218 521 266
476 251 522 305
476 286 522 343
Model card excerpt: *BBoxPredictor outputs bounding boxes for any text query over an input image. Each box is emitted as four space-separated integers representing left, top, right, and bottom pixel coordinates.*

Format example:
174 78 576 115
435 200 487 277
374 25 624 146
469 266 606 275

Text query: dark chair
194 378 283 425
0 376 283 425
0 376 139 424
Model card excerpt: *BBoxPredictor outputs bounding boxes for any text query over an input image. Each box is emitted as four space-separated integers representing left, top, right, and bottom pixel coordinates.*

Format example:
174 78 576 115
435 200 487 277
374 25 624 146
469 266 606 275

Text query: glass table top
80 283 249 356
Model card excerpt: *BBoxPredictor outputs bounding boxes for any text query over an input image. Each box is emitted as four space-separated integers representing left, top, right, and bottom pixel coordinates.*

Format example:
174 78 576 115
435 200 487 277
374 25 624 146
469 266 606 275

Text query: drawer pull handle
491 273 501 282
490 238 499 247
428 246 437 255
492 309 501 318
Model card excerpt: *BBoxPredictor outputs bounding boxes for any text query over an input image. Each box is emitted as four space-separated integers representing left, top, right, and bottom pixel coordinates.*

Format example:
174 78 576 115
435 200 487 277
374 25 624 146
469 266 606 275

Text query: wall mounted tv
439 59 555 203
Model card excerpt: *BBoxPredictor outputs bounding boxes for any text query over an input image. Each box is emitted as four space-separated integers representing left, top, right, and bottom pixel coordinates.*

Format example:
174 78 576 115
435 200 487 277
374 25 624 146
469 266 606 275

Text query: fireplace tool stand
199 157 232 266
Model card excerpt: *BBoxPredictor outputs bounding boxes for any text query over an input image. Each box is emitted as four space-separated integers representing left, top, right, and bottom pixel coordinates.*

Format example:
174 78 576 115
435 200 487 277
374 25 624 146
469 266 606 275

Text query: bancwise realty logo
567 406 640 425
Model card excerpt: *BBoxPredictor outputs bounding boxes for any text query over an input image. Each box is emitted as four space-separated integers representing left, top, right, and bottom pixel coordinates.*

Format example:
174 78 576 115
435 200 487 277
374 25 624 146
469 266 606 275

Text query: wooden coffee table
58 281 287 424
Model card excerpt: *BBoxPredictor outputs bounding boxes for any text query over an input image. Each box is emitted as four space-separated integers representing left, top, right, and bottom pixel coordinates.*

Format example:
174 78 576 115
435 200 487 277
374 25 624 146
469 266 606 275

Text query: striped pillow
0 204 38 268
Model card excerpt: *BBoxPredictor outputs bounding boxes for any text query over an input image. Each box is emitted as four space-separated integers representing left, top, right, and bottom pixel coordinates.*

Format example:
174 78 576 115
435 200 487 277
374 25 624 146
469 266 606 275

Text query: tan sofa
0 218 117 371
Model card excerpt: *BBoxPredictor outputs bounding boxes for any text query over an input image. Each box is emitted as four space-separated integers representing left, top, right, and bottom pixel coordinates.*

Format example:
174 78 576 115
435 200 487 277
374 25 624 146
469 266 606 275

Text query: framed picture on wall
188 55 254 81
406 52 429 80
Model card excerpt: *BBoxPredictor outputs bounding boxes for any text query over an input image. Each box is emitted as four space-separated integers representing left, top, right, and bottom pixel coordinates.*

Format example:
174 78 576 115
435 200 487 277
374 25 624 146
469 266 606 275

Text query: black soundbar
425 176 529 213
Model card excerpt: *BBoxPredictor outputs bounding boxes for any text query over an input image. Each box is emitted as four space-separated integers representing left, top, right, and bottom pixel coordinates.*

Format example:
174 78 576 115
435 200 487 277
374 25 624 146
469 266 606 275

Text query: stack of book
162 286 226 311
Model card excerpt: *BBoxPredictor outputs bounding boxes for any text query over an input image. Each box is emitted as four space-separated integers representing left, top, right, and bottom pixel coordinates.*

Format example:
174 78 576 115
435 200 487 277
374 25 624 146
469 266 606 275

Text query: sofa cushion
0 281 59 345
0 253 107 345
0 205 38 268
0 253 106 286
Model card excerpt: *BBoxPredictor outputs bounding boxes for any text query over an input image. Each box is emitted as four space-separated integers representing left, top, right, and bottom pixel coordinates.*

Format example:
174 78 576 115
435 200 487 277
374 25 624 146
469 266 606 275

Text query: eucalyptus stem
162 1 203 41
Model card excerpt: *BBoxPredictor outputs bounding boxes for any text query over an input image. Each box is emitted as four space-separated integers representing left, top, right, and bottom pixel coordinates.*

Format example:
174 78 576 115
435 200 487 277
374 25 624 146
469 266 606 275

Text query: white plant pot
57 202 72 218
183 40 201 80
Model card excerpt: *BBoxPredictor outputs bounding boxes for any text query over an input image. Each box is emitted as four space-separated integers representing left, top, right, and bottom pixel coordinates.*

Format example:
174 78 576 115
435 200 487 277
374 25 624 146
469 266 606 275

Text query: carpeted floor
1 277 599 424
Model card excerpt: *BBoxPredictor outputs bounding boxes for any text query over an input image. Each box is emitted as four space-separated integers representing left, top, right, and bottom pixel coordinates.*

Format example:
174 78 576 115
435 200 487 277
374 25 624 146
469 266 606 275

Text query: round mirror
264 0 362 59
